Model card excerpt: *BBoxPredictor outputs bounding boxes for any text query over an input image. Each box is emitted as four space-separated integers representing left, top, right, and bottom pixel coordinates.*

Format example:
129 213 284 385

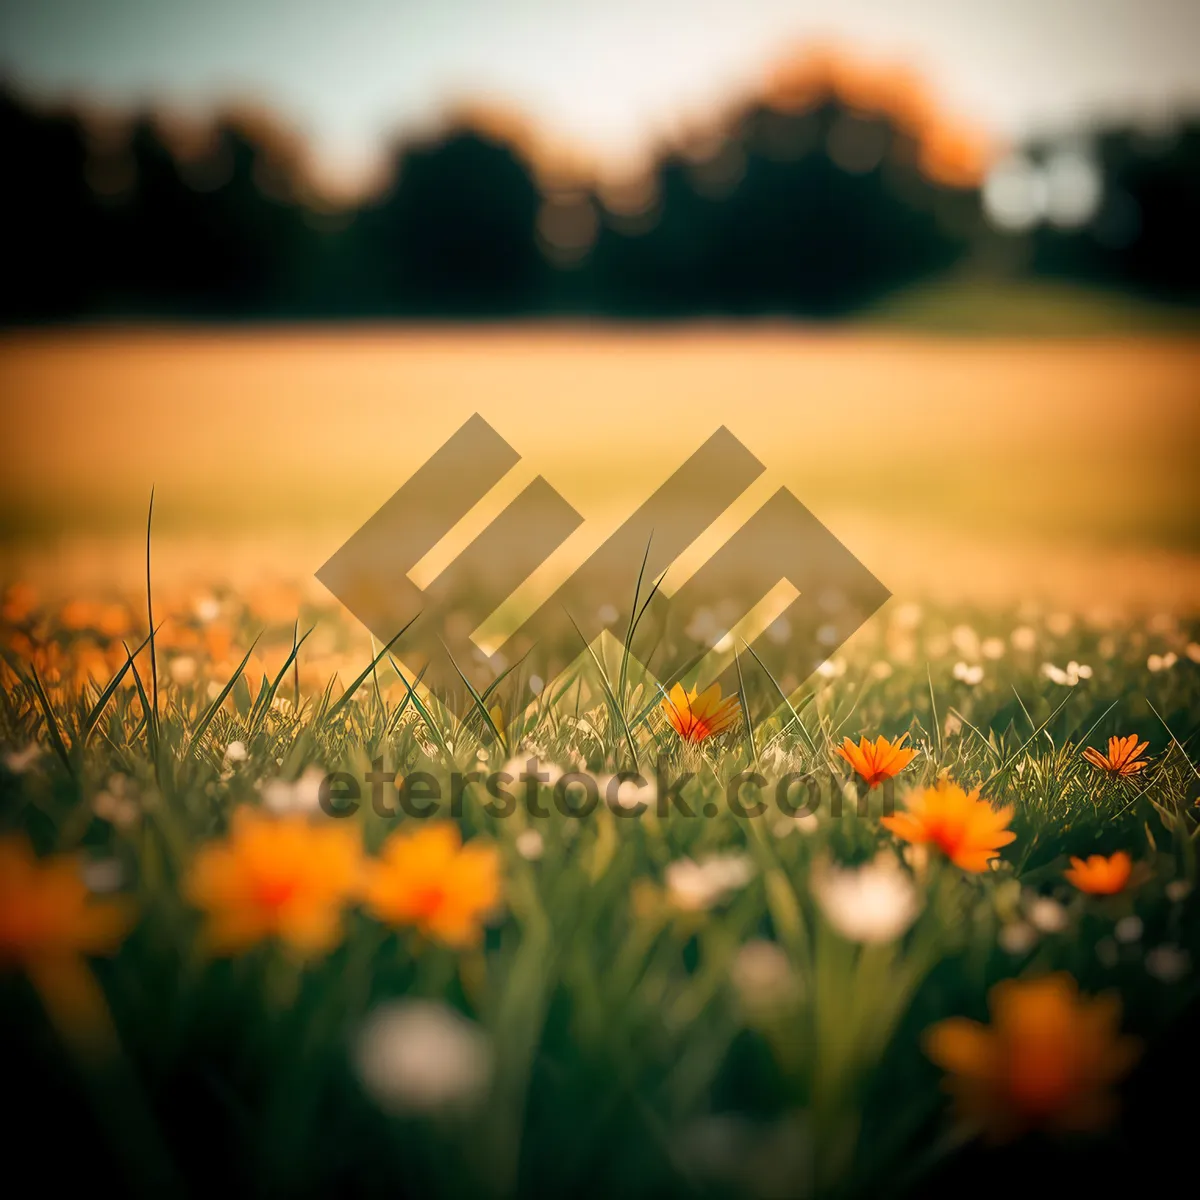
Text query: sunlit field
2 328 1199 1198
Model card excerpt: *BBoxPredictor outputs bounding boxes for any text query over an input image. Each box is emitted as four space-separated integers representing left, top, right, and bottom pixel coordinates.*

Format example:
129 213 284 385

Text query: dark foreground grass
1 578 1198 1200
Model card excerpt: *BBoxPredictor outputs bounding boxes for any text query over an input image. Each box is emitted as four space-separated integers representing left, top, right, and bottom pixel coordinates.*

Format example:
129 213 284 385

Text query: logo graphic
317 414 888 719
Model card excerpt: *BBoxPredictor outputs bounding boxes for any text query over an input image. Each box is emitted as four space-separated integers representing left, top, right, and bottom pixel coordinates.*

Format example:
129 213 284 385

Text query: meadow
1 328 1198 1198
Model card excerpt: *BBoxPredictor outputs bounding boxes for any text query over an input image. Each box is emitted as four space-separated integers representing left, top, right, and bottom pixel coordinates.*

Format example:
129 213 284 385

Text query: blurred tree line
2 60 1197 323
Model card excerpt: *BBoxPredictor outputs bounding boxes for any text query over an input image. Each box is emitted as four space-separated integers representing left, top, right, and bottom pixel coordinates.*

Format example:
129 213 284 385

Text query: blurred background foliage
3 46 1197 325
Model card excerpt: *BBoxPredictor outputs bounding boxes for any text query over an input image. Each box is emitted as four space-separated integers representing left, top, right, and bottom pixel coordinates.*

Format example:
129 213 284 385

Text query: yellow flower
0 836 132 1046
186 808 362 956
661 682 740 744
924 973 1140 1140
835 733 917 788
881 779 1015 872
1064 851 1134 895
364 823 501 948
1082 735 1149 777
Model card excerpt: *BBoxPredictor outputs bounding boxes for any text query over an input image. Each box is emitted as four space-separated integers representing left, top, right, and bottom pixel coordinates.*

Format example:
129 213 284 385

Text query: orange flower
0 836 131 967
2 581 37 624
881 780 1015 872
0 835 132 1045
661 682 741 744
924 973 1140 1140
835 733 917 788
1082 735 1149 777
364 822 501 948
186 808 362 955
1064 851 1133 895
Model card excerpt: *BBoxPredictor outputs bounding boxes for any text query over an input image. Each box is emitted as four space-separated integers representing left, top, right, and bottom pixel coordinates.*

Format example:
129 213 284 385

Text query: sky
1 0 1197 185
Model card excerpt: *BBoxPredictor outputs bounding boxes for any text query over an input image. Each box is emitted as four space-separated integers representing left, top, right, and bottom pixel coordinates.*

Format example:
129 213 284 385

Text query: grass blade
247 627 313 736
564 611 639 767
81 629 154 746
24 660 74 776
734 642 758 766
743 638 818 756
190 633 263 755
324 617 418 725
980 688 1076 791
927 663 941 760
388 655 454 760
1146 697 1200 780
441 640 508 753
145 488 159 748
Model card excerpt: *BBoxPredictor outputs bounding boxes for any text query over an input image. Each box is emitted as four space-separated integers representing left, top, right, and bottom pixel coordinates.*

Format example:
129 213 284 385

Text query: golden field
1 327 1198 617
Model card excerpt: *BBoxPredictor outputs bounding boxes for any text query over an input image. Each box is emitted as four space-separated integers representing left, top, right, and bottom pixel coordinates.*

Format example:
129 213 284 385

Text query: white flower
951 624 980 659
502 757 563 789
952 661 984 685
1027 895 1069 932
3 744 40 774
1114 915 1143 943
665 853 754 912
193 594 221 622
1147 652 1178 672
816 658 845 679
772 812 818 838
528 674 544 695
515 829 544 861
258 765 327 814
1010 626 1037 652
765 616 791 645
600 773 653 813
168 655 197 686
686 607 721 646
81 857 125 894
731 940 796 1007
869 660 893 680
1186 642 1200 664
1165 879 1192 903
981 637 1006 660
355 1001 492 1115
999 922 1037 955
1026 895 1069 933
224 740 248 764
1040 661 1090 686
1145 945 1190 984
891 602 922 630
811 854 921 944
92 775 140 830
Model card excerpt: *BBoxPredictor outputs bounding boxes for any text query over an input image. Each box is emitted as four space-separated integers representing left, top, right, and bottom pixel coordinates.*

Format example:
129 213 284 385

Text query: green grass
861 277 1200 335
2 580 1199 1199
